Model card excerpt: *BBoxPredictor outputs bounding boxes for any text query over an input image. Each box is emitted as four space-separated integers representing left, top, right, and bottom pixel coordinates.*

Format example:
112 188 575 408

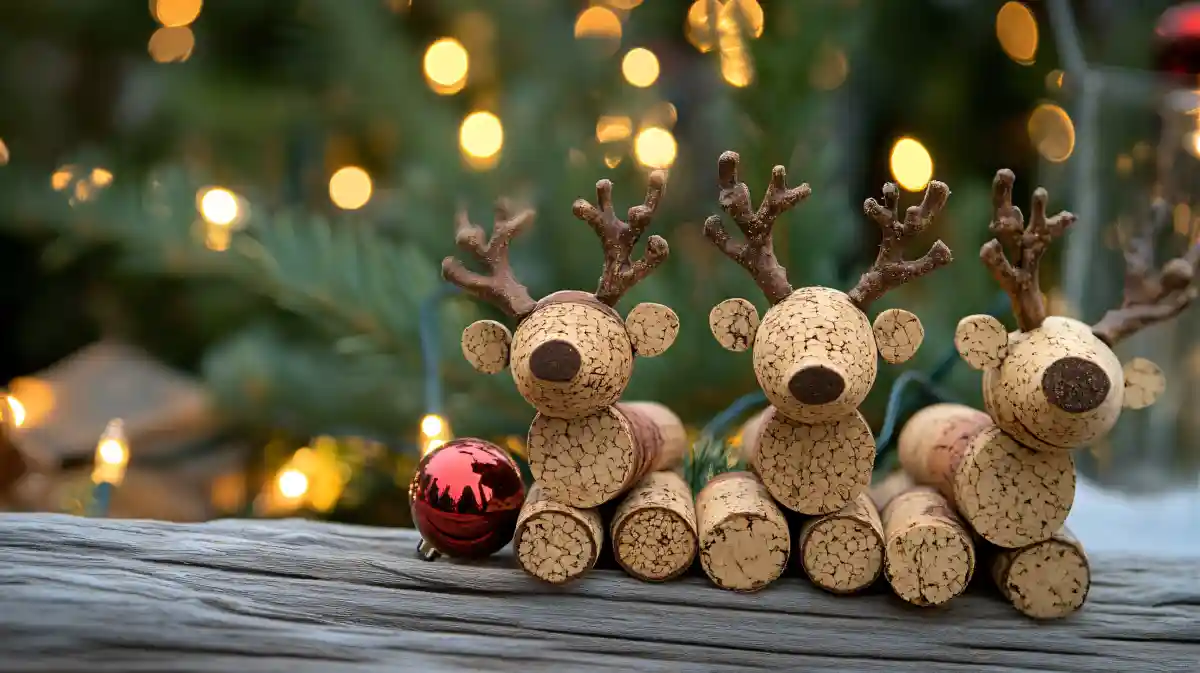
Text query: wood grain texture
0 514 1196 673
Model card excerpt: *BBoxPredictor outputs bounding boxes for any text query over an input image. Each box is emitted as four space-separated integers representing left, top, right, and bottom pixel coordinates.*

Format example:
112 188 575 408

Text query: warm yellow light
1027 103 1075 163
686 1 715 53
889 137 934 192
724 0 765 39
90 168 114 187
328 166 373 210
98 439 125 466
151 0 203 28
74 180 94 203
148 26 195 63
622 48 660 88
1046 69 1064 90
199 187 240 226
720 51 753 88
423 38 469 94
420 414 446 438
460 111 504 160
0 138 8 166
574 6 622 54
51 166 76 191
996 1 1038 65
604 152 623 169
92 419 130 486
596 115 633 143
423 439 447 456
277 469 309 499
717 6 754 87
204 222 232 251
5 396 25 428
634 127 677 169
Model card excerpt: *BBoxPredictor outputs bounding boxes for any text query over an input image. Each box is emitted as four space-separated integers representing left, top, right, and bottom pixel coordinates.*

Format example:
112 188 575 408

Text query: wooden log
739 405 874 515
991 526 1091 620
513 483 603 584
797 492 884 594
695 471 790 592
528 401 686 508
0 514 1196 672
610 470 697 582
880 486 975 607
898 403 1075 548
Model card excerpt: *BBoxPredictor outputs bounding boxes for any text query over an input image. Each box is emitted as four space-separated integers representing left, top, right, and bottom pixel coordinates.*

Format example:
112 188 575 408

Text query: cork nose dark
788 364 846 405
529 339 581 382
1042 356 1111 413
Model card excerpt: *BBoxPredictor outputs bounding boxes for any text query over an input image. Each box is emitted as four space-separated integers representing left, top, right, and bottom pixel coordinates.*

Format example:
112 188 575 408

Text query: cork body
513 483 603 584
696 471 790 592
741 406 875 515
982 317 1124 452
992 526 1090 619
899 403 1075 548
511 299 633 419
527 401 685 508
753 287 878 423
798 492 884 594
611 471 697 582
881 487 975 606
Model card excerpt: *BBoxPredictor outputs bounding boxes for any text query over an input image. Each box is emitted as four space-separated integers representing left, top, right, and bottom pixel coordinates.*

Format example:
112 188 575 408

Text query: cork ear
461 320 513 374
1122 357 1165 409
709 298 759 352
625 302 680 357
873 308 924 364
954 314 1009 370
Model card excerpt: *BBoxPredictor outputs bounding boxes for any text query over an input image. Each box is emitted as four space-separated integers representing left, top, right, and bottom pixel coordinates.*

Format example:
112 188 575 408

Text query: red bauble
1156 3 1200 75
409 438 526 559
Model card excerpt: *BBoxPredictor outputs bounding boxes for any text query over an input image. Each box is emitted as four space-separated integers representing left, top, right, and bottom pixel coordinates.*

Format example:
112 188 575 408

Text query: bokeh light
90 168 113 187
329 166 373 210
725 0 765 39
889 137 934 192
198 187 240 226
148 26 195 63
460 111 504 165
634 127 677 169
1027 103 1075 162
277 469 309 499
596 115 633 143
0 138 8 166
622 48 660 88
151 0 203 28
685 1 715 53
810 44 849 91
574 6 622 55
996 1 1038 65
423 38 469 95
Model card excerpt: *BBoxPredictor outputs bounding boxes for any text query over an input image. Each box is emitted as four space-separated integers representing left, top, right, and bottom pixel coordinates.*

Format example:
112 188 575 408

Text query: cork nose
787 361 846 406
529 339 582 382
1042 356 1111 413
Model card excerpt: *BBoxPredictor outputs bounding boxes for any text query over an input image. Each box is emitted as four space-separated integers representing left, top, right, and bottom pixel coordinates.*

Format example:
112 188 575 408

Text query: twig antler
848 181 953 310
1090 198 1200 346
979 169 1076 332
441 199 537 320
702 151 811 305
572 171 670 307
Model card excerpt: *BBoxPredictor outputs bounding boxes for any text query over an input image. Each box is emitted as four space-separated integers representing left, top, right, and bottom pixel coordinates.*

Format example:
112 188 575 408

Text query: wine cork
528 401 686 508
798 492 884 594
610 471 698 581
898 403 1075 548
992 526 1090 619
868 470 914 512
513 483 603 585
696 471 790 592
740 406 875 515
881 486 975 606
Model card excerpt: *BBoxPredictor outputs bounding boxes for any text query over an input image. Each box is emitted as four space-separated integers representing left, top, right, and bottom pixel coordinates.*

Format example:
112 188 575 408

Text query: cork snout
787 359 847 406
1041 356 1111 414
529 339 582 382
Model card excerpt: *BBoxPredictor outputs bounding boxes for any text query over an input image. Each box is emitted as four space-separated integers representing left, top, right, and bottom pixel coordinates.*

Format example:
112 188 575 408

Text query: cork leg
991 526 1090 619
611 471 697 582
798 492 884 594
881 487 975 607
741 406 875 515
528 408 637 508
613 401 688 474
514 484 603 584
695 472 790 592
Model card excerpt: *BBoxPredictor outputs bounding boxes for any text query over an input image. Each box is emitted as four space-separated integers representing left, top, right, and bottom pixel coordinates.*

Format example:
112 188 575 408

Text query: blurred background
0 0 1196 553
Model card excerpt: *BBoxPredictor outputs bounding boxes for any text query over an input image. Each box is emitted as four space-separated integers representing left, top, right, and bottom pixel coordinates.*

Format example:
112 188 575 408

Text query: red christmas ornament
409 437 526 560
1156 3 1200 75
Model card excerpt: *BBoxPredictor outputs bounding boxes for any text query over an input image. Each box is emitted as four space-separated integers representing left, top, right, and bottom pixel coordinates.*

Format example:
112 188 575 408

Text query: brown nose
788 363 846 405
529 339 582 382
1041 356 1111 413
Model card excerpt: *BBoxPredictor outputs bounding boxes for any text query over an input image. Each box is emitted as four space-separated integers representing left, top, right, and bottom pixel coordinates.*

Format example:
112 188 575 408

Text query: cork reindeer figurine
442 171 686 518
902 169 1200 549
705 150 953 516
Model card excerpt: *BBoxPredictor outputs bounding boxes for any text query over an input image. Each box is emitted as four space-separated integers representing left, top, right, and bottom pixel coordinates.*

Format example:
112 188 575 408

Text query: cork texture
511 301 633 419
1121 357 1165 410
709 297 760 352
741 406 875 515
624 302 680 357
611 471 697 582
992 526 1090 620
696 472 790 592
897 403 992 487
614 401 688 475
513 484 603 585
798 492 884 594
872 308 924 364
460 319 513 374
982 317 1124 452
753 286 878 423
881 487 975 607
954 314 1009 371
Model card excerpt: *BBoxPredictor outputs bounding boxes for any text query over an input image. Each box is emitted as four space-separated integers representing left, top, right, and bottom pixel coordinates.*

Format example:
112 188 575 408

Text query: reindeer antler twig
702 151 811 305
441 199 537 320
979 169 1076 332
1090 197 1200 346
848 181 953 310
572 170 670 307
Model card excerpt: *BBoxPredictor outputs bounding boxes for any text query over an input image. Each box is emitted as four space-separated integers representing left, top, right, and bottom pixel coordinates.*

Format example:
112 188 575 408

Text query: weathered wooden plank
0 514 1196 673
